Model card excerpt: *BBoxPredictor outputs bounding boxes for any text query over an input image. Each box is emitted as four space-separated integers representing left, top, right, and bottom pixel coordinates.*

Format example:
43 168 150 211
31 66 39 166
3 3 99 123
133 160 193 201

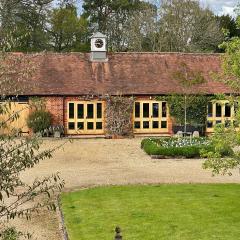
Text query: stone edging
57 197 69 240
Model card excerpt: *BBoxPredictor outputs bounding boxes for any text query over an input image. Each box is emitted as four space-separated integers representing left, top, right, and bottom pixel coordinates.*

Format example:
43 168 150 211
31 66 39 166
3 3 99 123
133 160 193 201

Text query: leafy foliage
216 14 240 40
158 94 210 127
157 63 211 131
49 4 89 52
0 227 20 240
0 0 236 53
27 110 52 133
219 38 240 90
202 7 240 175
202 124 239 176
157 0 223 53
0 52 65 235
0 0 53 52
83 0 155 51
0 135 65 219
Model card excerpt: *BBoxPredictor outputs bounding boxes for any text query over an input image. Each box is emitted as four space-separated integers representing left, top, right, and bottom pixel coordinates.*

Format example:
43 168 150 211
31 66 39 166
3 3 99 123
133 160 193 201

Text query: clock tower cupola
90 32 108 62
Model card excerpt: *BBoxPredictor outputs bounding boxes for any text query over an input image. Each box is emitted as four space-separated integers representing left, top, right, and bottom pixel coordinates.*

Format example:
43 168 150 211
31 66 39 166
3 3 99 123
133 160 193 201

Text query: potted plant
52 125 64 138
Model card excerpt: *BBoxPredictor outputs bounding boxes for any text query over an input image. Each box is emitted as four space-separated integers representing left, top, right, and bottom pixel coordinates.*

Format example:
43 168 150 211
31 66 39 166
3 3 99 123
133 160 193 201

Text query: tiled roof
25 52 233 96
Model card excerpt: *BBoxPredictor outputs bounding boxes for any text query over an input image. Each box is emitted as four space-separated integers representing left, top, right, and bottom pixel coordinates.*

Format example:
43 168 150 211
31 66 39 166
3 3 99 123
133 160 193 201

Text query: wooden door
67 101 104 135
133 100 168 134
0 102 29 135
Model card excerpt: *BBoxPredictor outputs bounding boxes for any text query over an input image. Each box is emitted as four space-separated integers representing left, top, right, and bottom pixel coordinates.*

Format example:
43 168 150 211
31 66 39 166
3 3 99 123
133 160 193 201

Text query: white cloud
219 6 235 15
200 0 238 16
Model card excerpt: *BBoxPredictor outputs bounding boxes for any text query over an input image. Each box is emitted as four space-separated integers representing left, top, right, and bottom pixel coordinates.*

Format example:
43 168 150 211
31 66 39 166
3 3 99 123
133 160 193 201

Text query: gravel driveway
13 138 240 239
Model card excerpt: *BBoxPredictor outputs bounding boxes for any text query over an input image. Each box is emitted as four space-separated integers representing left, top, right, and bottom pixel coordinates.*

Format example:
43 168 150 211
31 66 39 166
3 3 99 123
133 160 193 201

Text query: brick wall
45 97 64 126
44 96 174 136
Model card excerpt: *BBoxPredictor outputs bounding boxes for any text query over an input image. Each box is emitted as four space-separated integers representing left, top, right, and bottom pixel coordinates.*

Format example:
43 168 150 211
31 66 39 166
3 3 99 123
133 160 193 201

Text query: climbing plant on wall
156 62 212 132
105 95 134 137
157 94 211 127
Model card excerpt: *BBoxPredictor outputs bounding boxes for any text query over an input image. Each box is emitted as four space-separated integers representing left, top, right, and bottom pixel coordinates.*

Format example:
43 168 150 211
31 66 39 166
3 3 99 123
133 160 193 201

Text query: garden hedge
141 138 233 158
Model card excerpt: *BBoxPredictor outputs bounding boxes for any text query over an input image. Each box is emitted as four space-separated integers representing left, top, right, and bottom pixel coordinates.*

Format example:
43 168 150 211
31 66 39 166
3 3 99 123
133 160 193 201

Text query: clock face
95 39 104 48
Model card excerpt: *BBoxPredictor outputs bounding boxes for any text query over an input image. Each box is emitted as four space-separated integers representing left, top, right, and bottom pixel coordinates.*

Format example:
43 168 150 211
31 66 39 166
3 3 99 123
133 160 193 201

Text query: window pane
135 102 140 118
207 121 213 128
68 122 75 130
77 122 84 130
96 122 102 130
161 121 167 129
134 121 140 129
162 102 167 118
87 104 94 119
143 103 149 118
216 103 222 117
87 122 94 130
153 121 159 129
216 120 222 125
69 103 74 119
225 103 231 117
152 103 159 118
208 102 213 117
77 104 84 119
143 121 149 129
97 103 102 119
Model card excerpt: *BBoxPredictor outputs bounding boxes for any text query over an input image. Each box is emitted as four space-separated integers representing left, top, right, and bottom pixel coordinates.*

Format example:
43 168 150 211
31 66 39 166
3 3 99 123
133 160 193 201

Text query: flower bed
141 137 231 159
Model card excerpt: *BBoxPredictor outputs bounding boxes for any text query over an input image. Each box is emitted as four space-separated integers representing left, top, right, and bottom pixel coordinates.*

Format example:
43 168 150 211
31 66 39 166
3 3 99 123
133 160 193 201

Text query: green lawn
61 184 240 240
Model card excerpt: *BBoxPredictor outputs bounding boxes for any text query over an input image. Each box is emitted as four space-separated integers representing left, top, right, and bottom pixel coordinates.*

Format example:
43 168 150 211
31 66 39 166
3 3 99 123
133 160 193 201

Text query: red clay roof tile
24 52 233 95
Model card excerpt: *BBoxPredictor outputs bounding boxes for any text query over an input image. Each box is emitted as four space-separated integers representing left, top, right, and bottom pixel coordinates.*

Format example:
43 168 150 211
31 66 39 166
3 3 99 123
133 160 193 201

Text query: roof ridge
7 51 222 56
108 52 222 56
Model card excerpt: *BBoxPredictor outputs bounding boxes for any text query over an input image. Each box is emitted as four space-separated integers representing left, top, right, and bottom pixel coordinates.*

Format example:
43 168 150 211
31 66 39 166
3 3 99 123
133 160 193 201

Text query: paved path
14 138 240 239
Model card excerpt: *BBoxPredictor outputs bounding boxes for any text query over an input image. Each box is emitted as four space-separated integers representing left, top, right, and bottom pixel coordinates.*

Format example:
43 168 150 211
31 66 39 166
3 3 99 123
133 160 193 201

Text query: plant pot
54 131 61 138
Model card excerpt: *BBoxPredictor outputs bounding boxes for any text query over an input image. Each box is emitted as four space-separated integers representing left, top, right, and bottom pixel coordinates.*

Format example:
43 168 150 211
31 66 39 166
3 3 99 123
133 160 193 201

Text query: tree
190 8 224 52
0 53 64 235
49 4 89 52
216 14 240 39
123 4 158 52
156 0 223 52
0 0 53 52
82 0 156 51
157 63 209 134
202 11 240 175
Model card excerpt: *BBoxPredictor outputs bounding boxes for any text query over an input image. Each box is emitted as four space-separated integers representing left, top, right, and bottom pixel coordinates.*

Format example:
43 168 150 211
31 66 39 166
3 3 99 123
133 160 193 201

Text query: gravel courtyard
15 138 240 239
22 138 240 188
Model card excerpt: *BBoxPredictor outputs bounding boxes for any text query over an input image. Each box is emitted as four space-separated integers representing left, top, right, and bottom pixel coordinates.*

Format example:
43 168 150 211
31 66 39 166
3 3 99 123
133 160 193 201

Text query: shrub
27 110 52 133
0 227 19 240
141 137 231 158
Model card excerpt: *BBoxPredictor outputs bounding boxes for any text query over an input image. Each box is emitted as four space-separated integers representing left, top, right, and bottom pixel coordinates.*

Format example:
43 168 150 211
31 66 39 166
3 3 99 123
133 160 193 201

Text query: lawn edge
57 196 70 240
61 183 240 194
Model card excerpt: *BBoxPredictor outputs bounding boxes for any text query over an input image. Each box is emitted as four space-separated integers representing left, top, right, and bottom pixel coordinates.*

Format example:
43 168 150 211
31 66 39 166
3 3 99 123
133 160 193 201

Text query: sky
200 0 238 16
54 0 239 17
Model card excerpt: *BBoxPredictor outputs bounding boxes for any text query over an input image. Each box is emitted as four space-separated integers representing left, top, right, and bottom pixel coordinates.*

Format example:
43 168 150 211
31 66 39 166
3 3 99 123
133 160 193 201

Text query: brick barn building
4 33 234 137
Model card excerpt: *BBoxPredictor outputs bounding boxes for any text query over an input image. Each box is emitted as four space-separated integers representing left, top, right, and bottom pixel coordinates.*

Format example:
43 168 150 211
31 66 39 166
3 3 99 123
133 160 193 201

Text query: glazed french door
133 101 168 133
67 101 104 134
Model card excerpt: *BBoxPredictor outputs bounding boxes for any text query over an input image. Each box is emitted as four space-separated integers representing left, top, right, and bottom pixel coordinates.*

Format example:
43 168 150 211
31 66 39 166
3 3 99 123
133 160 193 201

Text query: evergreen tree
0 0 53 52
